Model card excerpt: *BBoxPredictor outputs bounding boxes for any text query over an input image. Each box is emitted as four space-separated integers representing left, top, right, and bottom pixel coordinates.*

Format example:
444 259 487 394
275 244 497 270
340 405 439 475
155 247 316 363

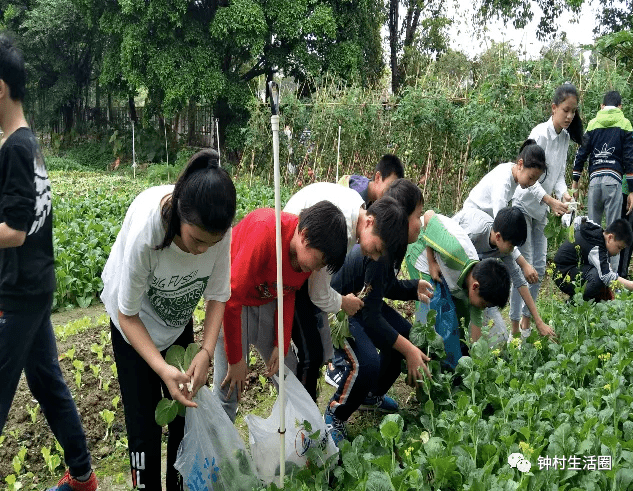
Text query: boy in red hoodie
213 201 348 420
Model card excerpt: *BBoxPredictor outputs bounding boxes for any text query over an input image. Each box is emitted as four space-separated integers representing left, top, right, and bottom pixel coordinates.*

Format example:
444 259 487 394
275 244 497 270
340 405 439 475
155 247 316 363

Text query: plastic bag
174 386 260 491
416 279 461 369
483 306 509 347
245 371 338 484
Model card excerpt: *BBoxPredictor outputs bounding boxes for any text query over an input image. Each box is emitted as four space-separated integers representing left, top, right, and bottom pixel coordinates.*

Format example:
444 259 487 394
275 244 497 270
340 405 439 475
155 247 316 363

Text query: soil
0 305 305 490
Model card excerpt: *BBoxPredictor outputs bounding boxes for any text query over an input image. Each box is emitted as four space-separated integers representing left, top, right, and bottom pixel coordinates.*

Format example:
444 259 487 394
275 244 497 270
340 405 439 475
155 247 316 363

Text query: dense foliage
240 48 631 215
273 289 633 490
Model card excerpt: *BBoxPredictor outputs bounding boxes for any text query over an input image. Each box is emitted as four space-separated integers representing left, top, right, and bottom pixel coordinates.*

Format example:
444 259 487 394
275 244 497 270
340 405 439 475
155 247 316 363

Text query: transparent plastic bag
174 386 260 491
245 371 338 484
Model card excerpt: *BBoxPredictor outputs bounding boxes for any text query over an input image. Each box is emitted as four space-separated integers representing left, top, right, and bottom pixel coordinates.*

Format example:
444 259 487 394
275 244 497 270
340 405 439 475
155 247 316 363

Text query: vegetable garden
2 156 632 490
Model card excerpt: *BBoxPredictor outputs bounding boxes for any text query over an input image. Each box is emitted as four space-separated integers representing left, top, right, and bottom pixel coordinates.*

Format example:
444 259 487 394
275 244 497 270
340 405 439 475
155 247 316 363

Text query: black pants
292 282 323 401
111 320 193 490
0 302 92 477
618 193 633 279
555 265 607 301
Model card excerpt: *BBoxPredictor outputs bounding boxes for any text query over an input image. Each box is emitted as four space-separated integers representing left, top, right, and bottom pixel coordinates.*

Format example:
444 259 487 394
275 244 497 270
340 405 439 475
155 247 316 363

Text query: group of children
2 28 633 489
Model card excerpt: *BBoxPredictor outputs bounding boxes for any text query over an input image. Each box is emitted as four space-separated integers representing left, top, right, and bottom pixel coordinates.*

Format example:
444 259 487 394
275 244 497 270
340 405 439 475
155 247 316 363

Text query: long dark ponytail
157 149 236 250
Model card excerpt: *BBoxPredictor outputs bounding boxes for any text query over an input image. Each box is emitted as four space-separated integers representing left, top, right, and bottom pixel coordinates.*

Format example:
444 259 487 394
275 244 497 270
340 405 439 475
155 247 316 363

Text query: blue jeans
0 303 92 477
510 212 547 321
328 302 410 422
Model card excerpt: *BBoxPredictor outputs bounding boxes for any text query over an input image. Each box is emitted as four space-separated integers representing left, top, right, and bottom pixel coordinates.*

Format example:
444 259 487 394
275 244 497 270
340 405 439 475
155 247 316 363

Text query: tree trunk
389 0 400 94
187 98 196 146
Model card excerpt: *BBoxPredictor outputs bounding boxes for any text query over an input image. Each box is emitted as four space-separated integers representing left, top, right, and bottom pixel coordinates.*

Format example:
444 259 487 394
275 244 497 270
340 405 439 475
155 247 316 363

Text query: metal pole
269 81 285 488
132 120 136 179
216 118 221 167
336 125 341 182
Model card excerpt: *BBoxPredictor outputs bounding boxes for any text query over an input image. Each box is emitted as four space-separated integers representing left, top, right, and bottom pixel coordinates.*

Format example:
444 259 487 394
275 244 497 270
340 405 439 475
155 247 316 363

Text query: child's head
468 258 511 309
515 139 546 189
603 91 622 108
552 83 583 144
159 149 236 252
361 196 409 264
296 200 348 273
372 154 405 199
0 34 26 102
604 219 633 257
492 207 527 253
383 178 424 244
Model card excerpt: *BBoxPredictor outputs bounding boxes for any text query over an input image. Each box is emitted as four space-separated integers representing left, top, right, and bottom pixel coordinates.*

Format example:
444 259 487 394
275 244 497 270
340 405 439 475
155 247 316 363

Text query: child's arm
617 276 633 291
426 246 442 281
186 300 224 396
0 222 26 248
393 335 432 386
308 269 364 315
515 254 538 284
119 310 197 407
516 285 556 339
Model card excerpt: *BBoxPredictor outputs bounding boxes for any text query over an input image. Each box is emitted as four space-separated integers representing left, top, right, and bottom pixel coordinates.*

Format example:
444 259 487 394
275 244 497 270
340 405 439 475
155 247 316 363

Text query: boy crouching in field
554 217 633 301
406 210 511 346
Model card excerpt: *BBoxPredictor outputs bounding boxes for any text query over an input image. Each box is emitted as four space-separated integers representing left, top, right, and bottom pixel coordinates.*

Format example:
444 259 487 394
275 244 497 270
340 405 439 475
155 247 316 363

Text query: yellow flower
603 384 611 391
492 348 501 357
533 340 542 350
404 447 412 457
510 338 522 349
519 441 535 457
599 353 612 362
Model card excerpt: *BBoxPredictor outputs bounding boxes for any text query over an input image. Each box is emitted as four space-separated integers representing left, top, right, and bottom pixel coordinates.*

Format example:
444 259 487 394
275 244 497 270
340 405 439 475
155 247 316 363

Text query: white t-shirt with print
101 185 231 351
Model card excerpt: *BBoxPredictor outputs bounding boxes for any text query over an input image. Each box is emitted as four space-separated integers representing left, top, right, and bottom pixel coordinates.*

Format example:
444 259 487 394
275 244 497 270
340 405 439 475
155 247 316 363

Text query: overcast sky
447 1 599 58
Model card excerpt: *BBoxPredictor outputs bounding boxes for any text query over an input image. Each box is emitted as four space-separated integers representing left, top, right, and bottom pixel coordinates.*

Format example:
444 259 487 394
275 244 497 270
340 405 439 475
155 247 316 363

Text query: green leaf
155 398 179 426
184 343 199 371
379 414 404 442
165 345 186 372
365 470 395 491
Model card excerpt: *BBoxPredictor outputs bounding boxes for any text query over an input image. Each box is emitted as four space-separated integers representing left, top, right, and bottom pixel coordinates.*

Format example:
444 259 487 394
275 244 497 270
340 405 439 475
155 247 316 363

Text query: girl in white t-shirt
100 149 236 490
463 139 547 219
510 83 582 338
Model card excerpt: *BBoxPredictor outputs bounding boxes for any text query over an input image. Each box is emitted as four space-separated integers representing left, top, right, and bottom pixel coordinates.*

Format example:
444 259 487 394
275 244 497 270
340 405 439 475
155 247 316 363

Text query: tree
88 0 383 151
388 0 451 94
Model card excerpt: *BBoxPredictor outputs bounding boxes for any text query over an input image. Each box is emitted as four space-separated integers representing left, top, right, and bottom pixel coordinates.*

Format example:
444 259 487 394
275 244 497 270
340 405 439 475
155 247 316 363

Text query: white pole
269 81 285 488
132 120 136 179
216 118 221 167
164 124 169 167
336 125 341 182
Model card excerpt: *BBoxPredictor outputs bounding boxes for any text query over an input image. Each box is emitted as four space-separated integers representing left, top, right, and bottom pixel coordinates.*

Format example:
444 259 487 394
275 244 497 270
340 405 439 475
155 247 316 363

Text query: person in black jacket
0 35 97 490
324 179 433 446
554 216 633 301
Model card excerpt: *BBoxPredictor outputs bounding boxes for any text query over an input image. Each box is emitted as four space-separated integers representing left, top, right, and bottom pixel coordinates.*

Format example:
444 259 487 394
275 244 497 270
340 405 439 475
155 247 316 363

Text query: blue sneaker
324 363 345 388
359 394 398 413
324 406 347 447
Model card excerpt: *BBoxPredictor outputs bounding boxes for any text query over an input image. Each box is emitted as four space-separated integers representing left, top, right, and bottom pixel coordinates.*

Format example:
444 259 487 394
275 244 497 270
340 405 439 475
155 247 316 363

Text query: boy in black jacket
0 35 97 490
554 217 633 301
324 180 433 446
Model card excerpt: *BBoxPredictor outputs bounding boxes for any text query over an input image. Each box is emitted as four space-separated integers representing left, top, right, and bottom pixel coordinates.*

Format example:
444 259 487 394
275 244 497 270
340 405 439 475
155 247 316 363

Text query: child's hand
341 293 364 316
160 364 198 408
549 198 569 217
522 263 539 284
417 280 433 304
405 347 432 387
428 261 442 282
265 347 280 377
535 320 557 341
221 358 248 401
185 349 212 398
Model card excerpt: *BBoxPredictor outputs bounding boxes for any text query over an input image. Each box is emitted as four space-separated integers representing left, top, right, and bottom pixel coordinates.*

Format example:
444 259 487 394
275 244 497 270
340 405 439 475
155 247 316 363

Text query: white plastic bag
245 371 338 484
174 386 260 491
